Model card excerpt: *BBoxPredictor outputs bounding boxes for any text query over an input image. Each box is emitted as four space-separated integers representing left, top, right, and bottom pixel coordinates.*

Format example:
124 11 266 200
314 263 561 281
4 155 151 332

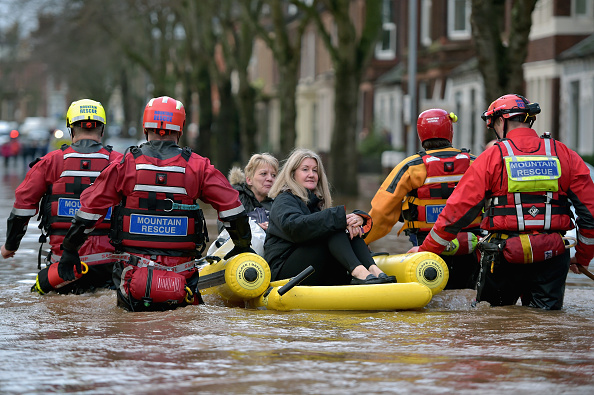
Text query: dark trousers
477 250 570 310
441 253 480 290
276 233 376 286
56 262 115 294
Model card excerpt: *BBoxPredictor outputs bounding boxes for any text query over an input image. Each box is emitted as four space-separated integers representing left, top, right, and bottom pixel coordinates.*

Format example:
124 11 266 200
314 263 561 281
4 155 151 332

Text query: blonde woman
227 153 278 230
263 148 395 285
211 153 278 256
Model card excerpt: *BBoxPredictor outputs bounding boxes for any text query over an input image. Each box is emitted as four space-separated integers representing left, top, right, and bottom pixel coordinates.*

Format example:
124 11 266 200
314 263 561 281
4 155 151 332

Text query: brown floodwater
1 159 593 394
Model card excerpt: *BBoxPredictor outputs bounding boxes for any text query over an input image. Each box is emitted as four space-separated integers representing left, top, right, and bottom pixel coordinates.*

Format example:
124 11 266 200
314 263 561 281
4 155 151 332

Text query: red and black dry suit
4 140 122 293
60 141 252 311
366 147 481 289
420 128 594 309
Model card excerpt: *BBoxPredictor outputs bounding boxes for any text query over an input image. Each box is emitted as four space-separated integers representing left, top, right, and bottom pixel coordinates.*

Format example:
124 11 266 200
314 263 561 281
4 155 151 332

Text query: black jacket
217 182 274 232
263 190 348 279
234 182 274 214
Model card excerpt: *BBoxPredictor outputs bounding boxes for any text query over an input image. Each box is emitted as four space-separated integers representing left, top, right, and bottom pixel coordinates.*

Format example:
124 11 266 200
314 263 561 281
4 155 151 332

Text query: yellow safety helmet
66 99 107 128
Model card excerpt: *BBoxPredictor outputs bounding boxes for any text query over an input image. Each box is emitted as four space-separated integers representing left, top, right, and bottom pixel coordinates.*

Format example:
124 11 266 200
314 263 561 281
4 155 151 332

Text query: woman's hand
346 225 362 239
346 213 363 227
258 221 269 231
346 213 364 239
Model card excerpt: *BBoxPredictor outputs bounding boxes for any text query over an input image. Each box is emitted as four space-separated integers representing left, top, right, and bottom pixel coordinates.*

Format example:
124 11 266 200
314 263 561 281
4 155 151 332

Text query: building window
573 0 590 16
448 0 471 40
375 0 396 60
421 0 433 47
300 31 316 82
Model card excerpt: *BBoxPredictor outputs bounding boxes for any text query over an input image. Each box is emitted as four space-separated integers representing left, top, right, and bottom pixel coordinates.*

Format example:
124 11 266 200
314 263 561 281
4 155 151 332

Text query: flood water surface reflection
0 163 593 394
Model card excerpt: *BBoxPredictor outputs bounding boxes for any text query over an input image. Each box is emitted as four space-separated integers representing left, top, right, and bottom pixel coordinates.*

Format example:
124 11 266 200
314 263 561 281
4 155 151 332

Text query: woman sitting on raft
211 153 278 255
263 148 395 285
230 153 278 230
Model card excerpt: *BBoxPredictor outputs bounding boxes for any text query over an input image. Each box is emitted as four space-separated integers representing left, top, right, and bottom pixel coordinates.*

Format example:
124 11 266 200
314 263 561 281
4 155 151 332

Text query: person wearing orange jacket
57 96 253 311
412 94 594 310
1 99 123 294
366 109 482 289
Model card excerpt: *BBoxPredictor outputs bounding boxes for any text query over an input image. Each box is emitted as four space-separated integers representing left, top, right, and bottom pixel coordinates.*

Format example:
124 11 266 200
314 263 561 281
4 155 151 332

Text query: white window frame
375 0 396 60
421 0 433 47
300 31 316 82
447 0 471 40
573 0 592 18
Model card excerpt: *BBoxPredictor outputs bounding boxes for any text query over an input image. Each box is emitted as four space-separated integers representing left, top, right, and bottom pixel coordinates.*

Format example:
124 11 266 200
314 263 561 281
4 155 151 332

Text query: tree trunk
214 78 239 175
471 0 537 103
196 63 213 158
330 66 360 196
278 62 299 158
236 76 258 163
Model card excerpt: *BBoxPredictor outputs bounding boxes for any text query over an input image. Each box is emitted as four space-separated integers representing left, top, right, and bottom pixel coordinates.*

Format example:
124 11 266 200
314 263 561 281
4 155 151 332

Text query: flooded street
1 158 593 394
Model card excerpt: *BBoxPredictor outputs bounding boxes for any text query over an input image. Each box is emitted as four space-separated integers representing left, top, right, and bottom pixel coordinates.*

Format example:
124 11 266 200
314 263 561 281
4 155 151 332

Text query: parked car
47 123 71 151
0 121 21 164
19 117 55 161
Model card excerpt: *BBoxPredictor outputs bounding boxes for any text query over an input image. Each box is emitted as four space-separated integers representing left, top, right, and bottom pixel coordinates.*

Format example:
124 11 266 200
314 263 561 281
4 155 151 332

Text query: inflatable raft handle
202 255 222 264
277 266 315 296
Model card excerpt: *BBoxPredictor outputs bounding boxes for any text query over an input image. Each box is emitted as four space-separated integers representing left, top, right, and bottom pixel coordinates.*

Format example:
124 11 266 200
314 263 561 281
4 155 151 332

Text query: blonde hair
227 153 279 186
244 153 279 180
269 148 332 207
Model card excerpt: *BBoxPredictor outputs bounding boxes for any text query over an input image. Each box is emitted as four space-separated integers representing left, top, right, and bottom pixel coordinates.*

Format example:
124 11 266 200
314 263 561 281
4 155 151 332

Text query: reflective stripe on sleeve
219 205 246 220
578 233 594 245
11 208 36 216
76 211 102 221
429 228 451 247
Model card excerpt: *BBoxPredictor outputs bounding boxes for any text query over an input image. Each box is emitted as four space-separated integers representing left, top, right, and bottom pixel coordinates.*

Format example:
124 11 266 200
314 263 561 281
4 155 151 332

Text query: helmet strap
528 117 535 128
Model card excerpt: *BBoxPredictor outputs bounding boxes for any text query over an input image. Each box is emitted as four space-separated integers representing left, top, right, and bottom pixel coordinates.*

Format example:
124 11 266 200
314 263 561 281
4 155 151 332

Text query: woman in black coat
264 148 395 286
216 153 278 233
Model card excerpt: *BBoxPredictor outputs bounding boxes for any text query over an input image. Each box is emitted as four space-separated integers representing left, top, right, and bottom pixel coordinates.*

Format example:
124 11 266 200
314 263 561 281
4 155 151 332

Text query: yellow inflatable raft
373 252 449 295
198 248 448 311
198 253 271 303
245 278 432 311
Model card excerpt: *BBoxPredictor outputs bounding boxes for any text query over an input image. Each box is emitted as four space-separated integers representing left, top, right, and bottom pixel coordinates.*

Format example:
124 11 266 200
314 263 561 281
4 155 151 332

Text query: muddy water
1 160 593 394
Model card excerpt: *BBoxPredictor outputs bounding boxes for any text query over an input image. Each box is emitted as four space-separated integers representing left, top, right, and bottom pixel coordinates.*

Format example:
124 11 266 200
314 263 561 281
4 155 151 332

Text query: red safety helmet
142 96 186 137
481 94 540 128
417 109 458 143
